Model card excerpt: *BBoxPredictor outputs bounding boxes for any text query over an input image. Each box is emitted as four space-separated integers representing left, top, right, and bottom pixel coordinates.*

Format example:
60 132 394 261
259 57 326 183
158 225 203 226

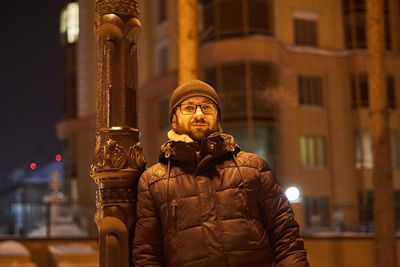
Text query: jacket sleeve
133 170 165 266
256 157 309 267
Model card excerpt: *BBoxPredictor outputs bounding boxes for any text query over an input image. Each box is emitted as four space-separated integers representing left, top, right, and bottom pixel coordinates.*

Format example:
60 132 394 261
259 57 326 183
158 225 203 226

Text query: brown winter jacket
133 132 309 267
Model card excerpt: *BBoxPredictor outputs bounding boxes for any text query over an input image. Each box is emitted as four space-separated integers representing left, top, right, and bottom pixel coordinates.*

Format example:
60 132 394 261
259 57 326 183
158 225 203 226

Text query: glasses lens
200 103 216 114
180 104 196 114
180 103 216 114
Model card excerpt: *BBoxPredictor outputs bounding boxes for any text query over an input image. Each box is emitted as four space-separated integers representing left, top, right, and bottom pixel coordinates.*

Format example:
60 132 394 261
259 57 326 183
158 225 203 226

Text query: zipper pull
236 188 248 207
171 199 178 216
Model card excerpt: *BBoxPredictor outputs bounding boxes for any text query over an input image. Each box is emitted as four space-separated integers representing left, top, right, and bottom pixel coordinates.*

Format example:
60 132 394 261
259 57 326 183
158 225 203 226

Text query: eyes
179 103 217 115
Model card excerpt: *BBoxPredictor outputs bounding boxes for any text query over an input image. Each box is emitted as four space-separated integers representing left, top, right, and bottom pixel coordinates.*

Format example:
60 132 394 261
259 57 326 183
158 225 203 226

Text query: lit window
354 130 372 169
300 135 326 167
298 75 323 106
60 2 79 44
355 130 400 169
294 19 318 46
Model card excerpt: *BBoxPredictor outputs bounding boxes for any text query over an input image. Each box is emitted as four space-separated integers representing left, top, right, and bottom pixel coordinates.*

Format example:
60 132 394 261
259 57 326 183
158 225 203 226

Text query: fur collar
160 129 238 160
167 129 194 143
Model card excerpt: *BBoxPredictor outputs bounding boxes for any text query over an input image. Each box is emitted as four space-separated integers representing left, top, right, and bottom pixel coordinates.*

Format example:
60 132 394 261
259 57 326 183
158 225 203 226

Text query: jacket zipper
171 199 178 253
236 188 260 237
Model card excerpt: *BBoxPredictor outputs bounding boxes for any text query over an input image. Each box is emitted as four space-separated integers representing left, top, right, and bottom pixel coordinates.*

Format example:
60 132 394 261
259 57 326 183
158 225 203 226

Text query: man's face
172 96 219 141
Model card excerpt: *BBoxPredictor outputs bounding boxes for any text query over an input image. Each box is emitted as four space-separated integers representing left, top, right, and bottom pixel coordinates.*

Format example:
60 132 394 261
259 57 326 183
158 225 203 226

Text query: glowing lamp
285 186 301 203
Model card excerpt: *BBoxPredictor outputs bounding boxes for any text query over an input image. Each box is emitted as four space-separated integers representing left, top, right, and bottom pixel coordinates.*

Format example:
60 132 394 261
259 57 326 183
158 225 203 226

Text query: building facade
57 0 97 207
60 0 400 233
137 0 400 232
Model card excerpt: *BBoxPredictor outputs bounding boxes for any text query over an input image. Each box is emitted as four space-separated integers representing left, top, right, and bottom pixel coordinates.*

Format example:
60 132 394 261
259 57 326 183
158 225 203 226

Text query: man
133 80 309 266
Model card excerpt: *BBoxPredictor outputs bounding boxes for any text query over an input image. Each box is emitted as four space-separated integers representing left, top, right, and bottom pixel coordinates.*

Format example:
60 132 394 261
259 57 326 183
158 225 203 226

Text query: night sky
0 1 62 178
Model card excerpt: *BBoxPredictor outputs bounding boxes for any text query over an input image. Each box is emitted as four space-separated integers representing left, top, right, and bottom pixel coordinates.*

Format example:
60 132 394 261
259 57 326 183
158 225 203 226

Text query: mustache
191 117 208 124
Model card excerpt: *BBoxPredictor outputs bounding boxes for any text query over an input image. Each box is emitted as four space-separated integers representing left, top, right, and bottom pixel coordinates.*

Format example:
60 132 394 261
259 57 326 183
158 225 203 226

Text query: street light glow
285 186 301 203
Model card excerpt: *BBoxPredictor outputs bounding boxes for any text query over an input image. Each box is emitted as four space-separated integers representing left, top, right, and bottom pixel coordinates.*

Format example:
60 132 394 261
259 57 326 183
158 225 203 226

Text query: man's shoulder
140 162 167 183
235 151 269 170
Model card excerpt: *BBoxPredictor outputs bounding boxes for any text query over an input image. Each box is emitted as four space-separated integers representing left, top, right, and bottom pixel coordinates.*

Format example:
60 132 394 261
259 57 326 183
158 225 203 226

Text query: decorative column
90 1 145 267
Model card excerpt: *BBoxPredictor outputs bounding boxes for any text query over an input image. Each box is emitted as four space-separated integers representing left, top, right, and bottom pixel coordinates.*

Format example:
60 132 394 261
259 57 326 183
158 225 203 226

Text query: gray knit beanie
169 79 221 122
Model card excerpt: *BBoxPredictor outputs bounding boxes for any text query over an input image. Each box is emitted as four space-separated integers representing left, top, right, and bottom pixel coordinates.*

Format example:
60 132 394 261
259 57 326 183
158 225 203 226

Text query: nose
194 105 204 115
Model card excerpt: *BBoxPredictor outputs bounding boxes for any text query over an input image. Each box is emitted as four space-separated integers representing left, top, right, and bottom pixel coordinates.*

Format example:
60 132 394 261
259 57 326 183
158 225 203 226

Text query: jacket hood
159 130 240 174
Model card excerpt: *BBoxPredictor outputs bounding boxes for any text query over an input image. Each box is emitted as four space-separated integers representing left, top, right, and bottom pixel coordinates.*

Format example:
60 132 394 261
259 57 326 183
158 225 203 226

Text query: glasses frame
178 103 217 115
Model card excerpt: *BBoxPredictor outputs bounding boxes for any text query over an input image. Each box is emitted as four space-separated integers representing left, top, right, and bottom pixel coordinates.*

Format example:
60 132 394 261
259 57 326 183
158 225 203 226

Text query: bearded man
133 80 309 267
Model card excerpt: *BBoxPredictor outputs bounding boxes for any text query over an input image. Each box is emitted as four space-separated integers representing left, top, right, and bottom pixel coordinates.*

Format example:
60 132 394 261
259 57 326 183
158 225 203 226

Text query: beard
175 117 219 141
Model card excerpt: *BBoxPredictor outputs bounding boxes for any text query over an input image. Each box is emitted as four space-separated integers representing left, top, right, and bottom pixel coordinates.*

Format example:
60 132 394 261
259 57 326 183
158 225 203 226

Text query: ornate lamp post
90 1 145 266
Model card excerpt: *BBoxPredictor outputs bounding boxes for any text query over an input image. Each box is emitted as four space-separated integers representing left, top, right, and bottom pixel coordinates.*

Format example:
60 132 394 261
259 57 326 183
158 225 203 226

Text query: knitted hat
169 79 221 122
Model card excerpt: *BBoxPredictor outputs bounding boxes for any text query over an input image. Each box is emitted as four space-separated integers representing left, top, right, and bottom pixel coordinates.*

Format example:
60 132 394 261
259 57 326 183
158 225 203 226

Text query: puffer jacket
133 132 309 267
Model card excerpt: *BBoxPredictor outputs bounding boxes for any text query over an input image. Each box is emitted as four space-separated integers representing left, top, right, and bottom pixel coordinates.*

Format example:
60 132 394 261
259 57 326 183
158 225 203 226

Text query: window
205 61 276 121
304 197 330 231
157 45 169 75
253 126 275 167
391 131 400 168
248 0 274 35
60 2 79 45
157 0 167 24
225 125 276 169
355 129 400 169
294 19 318 46
200 0 274 42
159 99 169 130
205 61 277 169
354 130 372 169
300 135 326 167
342 0 392 49
351 74 369 108
363 191 400 231
298 76 323 106
387 75 396 108
351 74 396 109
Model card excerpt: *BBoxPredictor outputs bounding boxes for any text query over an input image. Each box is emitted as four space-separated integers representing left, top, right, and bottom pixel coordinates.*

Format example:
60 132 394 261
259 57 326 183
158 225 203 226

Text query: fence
0 202 97 238
303 204 400 234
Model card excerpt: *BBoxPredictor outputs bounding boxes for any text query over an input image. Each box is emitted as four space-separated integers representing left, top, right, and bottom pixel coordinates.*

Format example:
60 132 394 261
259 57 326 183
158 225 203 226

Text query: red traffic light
55 154 62 162
30 162 37 170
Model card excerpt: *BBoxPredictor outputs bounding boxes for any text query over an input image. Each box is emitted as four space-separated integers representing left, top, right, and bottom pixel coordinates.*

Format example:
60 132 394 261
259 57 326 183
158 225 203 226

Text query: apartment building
137 0 400 231
57 0 400 232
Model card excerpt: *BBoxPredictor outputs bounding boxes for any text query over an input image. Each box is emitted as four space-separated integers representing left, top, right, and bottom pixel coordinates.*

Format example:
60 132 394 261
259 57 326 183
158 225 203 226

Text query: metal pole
90 1 145 267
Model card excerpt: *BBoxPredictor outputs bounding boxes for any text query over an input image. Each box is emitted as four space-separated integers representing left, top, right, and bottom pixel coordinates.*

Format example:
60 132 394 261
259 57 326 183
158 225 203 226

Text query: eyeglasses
179 103 217 115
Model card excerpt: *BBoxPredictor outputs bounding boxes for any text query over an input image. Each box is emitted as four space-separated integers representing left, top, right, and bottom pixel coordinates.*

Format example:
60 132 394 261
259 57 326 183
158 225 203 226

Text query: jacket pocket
171 199 178 253
236 188 260 238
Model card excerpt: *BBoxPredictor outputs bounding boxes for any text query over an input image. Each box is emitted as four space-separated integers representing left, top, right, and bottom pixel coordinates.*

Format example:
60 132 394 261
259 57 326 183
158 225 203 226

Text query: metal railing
1 202 397 238
303 204 400 235
0 201 97 238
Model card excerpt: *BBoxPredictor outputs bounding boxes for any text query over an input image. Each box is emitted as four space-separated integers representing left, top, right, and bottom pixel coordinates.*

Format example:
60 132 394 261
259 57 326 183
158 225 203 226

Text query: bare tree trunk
367 0 397 266
178 0 198 84
91 1 145 266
